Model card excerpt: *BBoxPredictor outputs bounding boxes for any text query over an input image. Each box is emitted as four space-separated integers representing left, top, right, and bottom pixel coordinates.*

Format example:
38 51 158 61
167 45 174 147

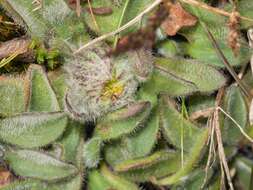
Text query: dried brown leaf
0 37 33 61
0 168 12 188
190 107 214 121
227 9 240 56
85 7 113 15
161 2 197 36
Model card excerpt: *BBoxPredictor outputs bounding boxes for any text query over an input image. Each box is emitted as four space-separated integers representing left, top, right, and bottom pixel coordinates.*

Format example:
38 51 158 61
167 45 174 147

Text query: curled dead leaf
0 168 12 188
190 107 215 121
161 2 197 36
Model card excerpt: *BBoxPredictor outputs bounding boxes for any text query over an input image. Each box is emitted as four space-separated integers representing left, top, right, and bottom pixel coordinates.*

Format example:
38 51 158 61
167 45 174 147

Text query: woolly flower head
64 44 153 122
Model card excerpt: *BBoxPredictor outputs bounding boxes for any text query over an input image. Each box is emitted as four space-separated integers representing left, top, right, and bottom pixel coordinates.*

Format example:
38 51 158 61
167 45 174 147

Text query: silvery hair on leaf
64 43 153 122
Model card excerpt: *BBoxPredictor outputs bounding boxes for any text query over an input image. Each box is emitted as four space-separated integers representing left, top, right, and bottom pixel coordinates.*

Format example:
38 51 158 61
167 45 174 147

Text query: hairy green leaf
1 179 49 190
119 152 180 182
0 112 67 148
88 170 112 190
114 150 171 172
48 69 68 109
155 57 226 93
157 96 208 185
105 105 159 167
83 137 103 168
234 157 253 190
159 95 204 151
88 164 139 190
5 149 78 181
94 101 151 140
27 64 60 112
140 67 198 98
57 119 84 167
157 127 208 185
2 175 83 190
171 169 211 190
222 85 248 145
0 77 26 116
40 0 71 25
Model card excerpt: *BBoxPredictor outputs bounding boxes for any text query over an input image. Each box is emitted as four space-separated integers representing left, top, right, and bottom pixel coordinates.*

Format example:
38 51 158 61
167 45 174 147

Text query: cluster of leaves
0 0 253 189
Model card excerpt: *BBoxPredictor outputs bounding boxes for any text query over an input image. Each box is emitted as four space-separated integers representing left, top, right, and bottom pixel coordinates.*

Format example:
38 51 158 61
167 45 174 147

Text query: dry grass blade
0 53 19 68
202 116 216 189
76 0 81 17
113 0 131 48
190 107 214 120
202 23 251 100
214 88 234 190
87 0 99 31
32 0 42 12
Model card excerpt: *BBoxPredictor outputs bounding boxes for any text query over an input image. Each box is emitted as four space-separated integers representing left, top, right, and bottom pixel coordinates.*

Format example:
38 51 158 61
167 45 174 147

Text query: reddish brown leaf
85 7 113 15
0 168 12 188
0 37 32 60
161 2 197 36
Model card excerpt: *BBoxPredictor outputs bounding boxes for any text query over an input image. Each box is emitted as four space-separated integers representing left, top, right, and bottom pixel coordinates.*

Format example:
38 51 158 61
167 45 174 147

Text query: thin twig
220 159 226 190
179 0 253 23
202 117 216 189
74 0 163 54
202 23 251 100
32 0 42 12
0 52 19 68
214 88 234 190
87 0 99 31
76 0 81 17
190 107 214 120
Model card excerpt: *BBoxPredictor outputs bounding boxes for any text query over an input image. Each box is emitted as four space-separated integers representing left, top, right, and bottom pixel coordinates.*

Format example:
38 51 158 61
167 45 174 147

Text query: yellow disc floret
101 74 124 102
